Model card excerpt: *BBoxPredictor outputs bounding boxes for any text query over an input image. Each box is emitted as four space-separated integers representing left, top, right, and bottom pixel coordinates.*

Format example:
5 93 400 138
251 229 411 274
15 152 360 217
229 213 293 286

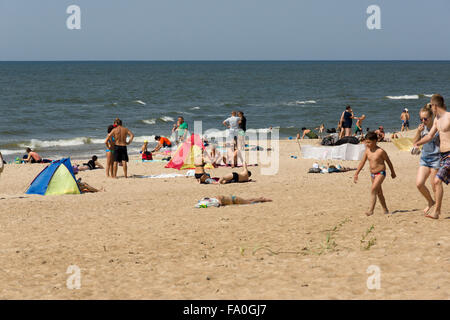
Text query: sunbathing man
152 136 172 153
104 118 134 178
219 162 251 184
374 126 386 142
414 94 450 219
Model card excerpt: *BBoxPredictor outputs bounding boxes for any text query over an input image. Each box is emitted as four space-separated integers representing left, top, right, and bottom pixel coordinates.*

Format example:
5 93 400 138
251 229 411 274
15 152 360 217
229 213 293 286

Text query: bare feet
425 211 439 219
365 211 374 216
423 200 436 215
383 208 389 215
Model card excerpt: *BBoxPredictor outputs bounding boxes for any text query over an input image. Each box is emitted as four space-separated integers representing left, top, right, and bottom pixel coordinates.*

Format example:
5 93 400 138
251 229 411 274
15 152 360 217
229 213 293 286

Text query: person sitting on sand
194 152 218 184
196 195 272 207
219 162 251 184
354 131 397 216
152 136 172 153
374 126 386 142
297 127 319 140
77 156 104 172
24 148 42 163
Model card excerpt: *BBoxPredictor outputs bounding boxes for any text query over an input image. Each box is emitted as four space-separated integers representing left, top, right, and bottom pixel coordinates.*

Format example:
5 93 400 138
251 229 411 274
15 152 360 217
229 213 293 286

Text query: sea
1 61 449 161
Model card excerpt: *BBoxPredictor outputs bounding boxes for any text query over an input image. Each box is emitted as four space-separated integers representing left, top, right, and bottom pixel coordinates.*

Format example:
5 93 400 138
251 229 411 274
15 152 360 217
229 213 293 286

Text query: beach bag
335 136 360 146
142 151 153 160
195 197 221 208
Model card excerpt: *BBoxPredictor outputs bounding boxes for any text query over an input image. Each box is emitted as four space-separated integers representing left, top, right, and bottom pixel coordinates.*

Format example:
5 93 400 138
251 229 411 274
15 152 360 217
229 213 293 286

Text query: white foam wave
0 149 22 156
160 116 175 122
134 100 146 105
190 107 201 110
133 135 156 143
423 94 433 97
286 100 317 106
142 119 156 125
19 137 92 149
386 95 419 100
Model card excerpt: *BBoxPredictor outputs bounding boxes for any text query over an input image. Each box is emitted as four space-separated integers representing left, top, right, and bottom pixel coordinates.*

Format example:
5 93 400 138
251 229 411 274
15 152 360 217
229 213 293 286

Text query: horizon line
1 59 450 62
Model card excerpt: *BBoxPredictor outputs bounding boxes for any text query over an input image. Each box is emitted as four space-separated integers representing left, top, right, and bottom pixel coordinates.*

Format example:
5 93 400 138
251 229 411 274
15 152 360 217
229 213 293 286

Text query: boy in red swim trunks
354 131 397 216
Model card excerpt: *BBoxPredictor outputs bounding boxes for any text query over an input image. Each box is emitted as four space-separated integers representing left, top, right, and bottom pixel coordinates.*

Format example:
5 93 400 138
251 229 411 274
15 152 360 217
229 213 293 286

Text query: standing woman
413 104 440 215
105 124 115 177
339 105 355 138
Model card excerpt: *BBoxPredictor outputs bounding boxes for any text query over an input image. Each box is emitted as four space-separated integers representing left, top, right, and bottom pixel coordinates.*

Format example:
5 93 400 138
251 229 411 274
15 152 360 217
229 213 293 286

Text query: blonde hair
420 104 433 117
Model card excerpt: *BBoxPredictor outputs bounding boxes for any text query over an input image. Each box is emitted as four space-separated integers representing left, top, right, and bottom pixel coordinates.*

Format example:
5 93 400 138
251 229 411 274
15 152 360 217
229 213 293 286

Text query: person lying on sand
76 156 104 171
77 178 103 193
195 195 272 207
218 162 251 184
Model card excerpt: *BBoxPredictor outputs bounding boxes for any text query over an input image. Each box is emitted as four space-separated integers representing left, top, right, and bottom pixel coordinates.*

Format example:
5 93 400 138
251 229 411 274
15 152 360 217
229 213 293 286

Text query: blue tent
26 158 81 195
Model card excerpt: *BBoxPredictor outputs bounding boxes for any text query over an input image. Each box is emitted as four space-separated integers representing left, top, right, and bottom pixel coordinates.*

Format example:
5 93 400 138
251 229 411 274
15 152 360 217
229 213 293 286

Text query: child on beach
354 131 397 216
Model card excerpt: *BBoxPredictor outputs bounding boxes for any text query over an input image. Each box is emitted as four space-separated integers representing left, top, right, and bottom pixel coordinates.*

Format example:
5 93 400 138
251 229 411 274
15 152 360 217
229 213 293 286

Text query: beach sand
0 132 449 299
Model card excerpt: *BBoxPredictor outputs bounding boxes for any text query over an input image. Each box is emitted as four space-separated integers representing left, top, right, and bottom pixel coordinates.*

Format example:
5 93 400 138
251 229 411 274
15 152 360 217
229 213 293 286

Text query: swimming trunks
87 160 96 170
355 126 362 134
437 151 450 185
114 145 129 162
402 120 410 127
231 172 239 183
370 170 386 179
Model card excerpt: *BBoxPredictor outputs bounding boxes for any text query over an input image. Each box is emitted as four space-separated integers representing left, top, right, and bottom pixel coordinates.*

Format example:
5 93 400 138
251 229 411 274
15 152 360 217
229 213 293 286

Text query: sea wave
285 100 317 106
159 116 175 122
423 94 433 98
142 119 156 125
134 100 147 105
386 95 419 100
18 137 93 149
190 107 201 110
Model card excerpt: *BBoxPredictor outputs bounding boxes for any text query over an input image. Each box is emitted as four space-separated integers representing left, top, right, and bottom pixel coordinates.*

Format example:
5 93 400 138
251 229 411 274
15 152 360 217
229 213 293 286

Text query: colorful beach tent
26 158 81 195
165 134 213 170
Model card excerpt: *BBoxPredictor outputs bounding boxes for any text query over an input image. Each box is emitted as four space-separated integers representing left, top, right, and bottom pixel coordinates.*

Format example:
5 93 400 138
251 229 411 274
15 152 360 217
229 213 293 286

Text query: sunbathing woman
219 162 251 184
196 195 272 207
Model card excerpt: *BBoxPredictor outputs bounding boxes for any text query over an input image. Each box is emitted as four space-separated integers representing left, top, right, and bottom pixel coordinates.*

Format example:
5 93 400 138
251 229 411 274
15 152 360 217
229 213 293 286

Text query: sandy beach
0 132 449 299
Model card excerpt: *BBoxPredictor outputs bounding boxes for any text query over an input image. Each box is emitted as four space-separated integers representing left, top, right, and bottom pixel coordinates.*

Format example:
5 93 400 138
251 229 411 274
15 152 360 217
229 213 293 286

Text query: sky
1 0 449 60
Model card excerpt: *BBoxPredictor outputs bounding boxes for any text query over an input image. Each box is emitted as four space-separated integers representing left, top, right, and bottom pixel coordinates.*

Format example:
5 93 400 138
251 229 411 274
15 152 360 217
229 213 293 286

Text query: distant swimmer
105 118 134 178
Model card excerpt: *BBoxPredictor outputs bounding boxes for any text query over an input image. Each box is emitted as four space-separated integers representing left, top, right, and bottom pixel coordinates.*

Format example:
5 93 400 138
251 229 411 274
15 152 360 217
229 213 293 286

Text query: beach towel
392 137 415 151
132 173 184 179
301 143 366 161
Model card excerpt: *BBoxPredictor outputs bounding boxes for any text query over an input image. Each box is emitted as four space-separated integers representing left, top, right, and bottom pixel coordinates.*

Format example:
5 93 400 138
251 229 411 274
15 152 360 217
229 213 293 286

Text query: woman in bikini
105 125 115 177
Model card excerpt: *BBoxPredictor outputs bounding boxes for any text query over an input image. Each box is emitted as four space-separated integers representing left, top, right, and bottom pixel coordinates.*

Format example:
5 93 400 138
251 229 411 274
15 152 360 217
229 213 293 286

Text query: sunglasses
420 117 428 121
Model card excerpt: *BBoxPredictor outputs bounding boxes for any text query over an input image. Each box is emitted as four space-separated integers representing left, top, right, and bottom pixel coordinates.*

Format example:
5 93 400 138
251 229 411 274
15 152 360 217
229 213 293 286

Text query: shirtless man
219 162 251 184
400 108 410 132
24 148 42 163
414 94 450 219
105 118 134 178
